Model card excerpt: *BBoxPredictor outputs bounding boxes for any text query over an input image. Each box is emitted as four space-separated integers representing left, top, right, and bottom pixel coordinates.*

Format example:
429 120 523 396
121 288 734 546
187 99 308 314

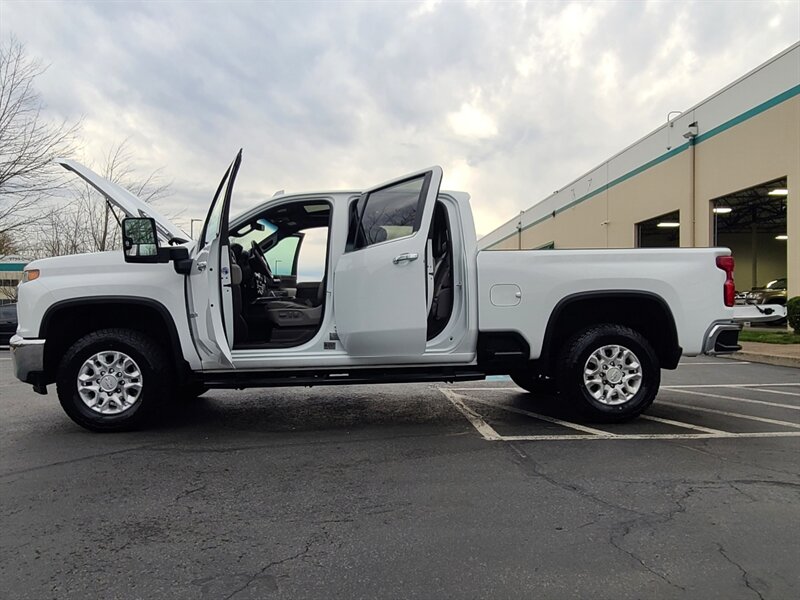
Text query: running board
201 367 487 389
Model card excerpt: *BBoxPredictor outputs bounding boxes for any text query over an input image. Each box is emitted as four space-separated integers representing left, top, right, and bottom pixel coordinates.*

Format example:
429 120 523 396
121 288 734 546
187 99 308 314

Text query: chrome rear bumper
702 322 742 355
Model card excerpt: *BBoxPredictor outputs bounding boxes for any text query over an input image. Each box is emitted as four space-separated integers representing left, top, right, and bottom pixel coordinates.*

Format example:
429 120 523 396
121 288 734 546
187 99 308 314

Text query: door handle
197 261 207 272
393 252 419 264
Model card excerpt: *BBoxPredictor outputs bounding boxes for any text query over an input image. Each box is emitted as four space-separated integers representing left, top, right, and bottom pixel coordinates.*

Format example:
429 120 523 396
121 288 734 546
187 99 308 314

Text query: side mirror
122 217 160 263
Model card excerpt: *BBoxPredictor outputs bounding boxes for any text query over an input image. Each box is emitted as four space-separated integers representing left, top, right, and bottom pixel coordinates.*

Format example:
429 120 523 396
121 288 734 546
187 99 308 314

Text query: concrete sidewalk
731 341 800 368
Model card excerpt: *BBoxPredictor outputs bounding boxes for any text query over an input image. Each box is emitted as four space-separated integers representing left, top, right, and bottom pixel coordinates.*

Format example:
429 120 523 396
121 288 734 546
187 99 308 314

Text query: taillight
716 256 735 307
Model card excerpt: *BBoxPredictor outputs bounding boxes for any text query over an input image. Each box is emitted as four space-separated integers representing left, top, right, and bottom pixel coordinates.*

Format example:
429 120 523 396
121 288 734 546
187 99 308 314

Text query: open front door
333 167 442 358
187 151 242 369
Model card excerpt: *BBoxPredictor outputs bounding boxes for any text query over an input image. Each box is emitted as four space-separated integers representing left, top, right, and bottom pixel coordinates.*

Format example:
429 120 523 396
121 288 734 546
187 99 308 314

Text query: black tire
556 324 660 422
56 328 171 432
510 371 556 395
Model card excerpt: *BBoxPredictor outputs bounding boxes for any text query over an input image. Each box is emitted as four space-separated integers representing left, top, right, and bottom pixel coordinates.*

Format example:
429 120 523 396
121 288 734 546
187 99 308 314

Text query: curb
728 351 800 369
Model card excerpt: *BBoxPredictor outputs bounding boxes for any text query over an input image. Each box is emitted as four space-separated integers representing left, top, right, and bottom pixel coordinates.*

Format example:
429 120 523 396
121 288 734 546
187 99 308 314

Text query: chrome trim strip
702 321 742 355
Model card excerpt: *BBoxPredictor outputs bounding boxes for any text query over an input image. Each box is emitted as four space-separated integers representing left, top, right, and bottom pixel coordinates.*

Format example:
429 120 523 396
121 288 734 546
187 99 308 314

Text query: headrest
372 227 387 243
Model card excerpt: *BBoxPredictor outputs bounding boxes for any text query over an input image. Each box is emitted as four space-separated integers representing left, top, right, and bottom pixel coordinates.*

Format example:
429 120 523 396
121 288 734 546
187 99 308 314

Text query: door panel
187 151 242 368
333 167 442 358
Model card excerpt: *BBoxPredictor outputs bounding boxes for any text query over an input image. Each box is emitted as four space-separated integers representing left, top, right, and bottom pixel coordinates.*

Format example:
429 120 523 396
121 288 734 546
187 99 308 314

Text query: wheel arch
39 296 190 384
539 291 682 372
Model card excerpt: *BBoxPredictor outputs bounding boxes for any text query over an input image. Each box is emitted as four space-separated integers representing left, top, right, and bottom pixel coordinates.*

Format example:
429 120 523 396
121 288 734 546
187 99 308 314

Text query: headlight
21 269 40 283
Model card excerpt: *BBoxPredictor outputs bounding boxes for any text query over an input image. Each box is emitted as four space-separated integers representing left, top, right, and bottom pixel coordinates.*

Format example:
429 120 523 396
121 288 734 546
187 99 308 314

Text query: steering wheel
250 240 273 279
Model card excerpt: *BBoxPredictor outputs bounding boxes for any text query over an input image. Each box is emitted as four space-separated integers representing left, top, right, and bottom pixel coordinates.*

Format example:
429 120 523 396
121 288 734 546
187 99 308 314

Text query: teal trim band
0 263 26 272
695 83 800 144
486 84 800 248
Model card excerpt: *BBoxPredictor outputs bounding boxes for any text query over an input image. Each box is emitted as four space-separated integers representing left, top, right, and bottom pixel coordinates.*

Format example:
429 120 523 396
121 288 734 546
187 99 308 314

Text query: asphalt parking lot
1 350 799 600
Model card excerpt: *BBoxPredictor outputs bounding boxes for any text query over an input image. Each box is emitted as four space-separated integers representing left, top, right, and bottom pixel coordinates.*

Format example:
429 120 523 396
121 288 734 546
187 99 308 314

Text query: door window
346 174 430 251
265 236 300 277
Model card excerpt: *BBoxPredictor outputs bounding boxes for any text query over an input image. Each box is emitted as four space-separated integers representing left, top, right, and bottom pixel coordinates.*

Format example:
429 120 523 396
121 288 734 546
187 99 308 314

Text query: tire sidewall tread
56 328 170 432
556 323 660 422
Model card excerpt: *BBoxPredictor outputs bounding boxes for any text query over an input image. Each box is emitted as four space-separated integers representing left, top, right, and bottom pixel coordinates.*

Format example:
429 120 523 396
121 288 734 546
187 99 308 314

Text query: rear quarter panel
477 248 733 358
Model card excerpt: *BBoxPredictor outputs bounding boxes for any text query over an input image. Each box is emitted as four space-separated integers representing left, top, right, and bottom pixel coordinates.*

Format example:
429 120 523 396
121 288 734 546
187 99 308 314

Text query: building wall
0 257 28 303
481 44 799 298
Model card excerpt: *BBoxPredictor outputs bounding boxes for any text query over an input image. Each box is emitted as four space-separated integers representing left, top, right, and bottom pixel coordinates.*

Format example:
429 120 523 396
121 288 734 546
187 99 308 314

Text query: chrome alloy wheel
582 344 643 405
76 351 143 415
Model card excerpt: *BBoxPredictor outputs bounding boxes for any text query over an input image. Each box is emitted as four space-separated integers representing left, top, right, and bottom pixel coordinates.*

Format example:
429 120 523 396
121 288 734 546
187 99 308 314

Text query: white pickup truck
10 151 785 431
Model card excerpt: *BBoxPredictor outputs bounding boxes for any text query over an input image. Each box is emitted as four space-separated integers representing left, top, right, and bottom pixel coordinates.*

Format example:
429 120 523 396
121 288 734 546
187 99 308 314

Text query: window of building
636 211 680 248
711 177 787 292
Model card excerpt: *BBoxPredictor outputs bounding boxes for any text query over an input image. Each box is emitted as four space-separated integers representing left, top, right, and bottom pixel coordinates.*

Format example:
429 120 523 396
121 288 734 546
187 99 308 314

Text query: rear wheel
56 329 171 432
556 324 659 422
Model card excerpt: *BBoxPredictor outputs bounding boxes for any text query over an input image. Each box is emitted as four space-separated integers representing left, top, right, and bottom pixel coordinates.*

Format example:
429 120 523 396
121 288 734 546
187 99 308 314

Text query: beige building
0 255 29 303
480 43 799 299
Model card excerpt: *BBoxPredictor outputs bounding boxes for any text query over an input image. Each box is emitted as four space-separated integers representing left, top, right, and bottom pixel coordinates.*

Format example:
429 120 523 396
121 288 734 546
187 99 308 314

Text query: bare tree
0 230 16 254
0 36 80 242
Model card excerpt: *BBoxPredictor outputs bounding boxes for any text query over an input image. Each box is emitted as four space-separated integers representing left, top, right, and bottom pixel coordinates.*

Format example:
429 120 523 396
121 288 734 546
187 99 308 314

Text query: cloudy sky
2 0 799 239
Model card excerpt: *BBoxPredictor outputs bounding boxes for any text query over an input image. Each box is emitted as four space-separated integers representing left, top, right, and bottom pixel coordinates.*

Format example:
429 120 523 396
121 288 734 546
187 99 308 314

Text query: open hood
57 158 189 243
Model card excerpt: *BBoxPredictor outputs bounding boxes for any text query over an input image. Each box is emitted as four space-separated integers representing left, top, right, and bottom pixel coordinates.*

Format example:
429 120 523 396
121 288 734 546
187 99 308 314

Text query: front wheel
56 329 171 432
556 324 660 422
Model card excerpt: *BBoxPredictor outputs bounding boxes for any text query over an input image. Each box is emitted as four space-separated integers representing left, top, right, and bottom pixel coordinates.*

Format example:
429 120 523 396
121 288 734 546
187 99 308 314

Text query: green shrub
788 296 800 334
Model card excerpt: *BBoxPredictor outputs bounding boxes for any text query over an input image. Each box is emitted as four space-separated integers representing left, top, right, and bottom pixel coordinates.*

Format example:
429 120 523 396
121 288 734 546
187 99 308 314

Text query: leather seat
265 278 325 327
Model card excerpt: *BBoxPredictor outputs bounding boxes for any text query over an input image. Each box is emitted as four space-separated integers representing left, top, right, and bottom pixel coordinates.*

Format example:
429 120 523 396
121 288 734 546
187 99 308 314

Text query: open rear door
186 151 242 369
333 167 442 358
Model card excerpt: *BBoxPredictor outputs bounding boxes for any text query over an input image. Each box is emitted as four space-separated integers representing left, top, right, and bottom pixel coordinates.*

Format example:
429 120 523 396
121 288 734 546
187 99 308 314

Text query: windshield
230 218 278 248
761 278 787 289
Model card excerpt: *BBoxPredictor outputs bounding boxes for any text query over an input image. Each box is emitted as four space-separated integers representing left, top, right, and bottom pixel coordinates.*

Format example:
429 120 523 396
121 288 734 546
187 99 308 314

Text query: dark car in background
0 303 17 345
736 277 788 306
736 278 788 325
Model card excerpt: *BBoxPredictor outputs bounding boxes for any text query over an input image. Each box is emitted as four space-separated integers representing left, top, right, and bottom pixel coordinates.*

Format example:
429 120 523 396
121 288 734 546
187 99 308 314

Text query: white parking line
657 401 800 429
639 414 728 435
441 387 800 442
500 432 800 442
678 361 750 365
439 389 501 441
448 387 519 391
668 388 800 411
466 396 614 436
752 388 800 398
663 383 800 389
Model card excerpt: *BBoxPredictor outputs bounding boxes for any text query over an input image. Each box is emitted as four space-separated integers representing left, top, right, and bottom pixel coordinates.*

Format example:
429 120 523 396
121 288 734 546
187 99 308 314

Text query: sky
2 0 799 246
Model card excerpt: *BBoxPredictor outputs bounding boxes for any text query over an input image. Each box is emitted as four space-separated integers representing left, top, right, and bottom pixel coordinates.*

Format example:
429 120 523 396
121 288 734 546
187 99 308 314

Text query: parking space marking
663 383 800 389
499 432 800 442
439 389 501 441
448 387 519 391
669 388 800 411
466 396 615 436
677 361 750 365
752 388 800 397
657 401 800 429
638 414 728 434
442 387 800 442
